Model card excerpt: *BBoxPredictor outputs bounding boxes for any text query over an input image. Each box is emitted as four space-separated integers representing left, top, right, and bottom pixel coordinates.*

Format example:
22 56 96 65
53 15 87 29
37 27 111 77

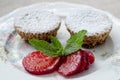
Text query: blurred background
0 0 120 18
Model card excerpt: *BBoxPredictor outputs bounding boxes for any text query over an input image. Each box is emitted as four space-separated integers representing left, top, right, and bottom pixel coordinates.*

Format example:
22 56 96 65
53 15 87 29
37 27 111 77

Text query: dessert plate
0 2 120 80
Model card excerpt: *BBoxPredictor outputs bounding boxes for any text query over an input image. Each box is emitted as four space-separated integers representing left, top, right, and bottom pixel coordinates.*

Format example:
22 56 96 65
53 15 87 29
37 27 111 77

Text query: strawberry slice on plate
80 50 90 71
57 50 82 76
58 49 95 77
86 50 95 64
22 51 60 75
79 50 89 72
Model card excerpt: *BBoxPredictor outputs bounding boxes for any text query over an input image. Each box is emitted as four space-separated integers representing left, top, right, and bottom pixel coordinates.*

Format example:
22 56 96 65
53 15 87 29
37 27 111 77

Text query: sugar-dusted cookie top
66 10 112 36
14 10 60 33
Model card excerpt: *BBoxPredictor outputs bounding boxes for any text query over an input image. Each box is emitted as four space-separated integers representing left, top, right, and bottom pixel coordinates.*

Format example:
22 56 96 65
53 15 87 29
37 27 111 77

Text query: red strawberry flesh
58 51 82 76
58 49 95 77
81 50 90 70
79 50 88 72
86 50 95 64
22 51 60 75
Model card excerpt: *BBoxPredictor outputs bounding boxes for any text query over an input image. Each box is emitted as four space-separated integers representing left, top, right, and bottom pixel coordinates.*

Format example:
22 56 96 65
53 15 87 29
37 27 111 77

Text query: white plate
0 2 120 80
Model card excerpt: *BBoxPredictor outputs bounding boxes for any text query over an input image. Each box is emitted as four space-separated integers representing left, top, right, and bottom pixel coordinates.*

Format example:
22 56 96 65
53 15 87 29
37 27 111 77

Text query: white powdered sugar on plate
65 10 112 36
14 9 60 33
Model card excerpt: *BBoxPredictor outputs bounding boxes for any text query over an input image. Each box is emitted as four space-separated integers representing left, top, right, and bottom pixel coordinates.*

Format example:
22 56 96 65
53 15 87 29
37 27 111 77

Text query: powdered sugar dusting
66 10 112 36
14 10 60 33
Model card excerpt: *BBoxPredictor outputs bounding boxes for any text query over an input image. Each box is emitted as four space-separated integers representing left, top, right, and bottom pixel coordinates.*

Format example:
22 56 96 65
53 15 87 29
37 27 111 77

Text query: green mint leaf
28 30 87 57
50 36 63 50
63 30 87 55
29 39 59 57
50 36 63 56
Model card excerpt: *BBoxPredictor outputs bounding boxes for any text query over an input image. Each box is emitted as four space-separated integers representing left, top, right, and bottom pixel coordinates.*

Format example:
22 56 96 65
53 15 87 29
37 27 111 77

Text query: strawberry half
22 51 60 75
57 50 82 76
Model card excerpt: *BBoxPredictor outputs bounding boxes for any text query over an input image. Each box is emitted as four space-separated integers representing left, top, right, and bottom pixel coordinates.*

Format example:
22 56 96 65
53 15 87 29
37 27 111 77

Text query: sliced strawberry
22 51 60 75
86 50 95 64
82 50 90 70
79 50 88 72
57 51 82 76
85 55 90 70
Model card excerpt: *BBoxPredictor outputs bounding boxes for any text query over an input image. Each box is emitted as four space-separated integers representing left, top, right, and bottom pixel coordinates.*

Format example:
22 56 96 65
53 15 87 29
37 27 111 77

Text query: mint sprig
63 30 87 55
29 39 59 57
50 36 63 51
29 30 87 57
